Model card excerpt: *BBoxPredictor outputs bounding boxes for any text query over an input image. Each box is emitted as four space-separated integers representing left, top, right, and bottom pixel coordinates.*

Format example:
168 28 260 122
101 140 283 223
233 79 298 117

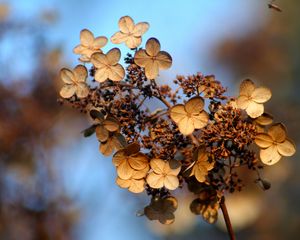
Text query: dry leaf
134 38 172 79
111 16 149 49
170 97 209 135
146 159 181 190
91 48 125 82
73 29 108 62
236 79 271 118
255 123 296 165
59 65 89 98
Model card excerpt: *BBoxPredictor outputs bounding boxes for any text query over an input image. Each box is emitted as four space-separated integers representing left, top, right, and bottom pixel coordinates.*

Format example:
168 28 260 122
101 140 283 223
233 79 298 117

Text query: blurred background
0 0 299 239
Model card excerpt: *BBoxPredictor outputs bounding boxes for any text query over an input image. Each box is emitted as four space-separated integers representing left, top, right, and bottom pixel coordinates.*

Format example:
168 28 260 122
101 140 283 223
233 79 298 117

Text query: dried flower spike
59 65 89 98
73 29 108 62
134 38 172 79
111 16 149 49
170 97 209 135
237 79 271 118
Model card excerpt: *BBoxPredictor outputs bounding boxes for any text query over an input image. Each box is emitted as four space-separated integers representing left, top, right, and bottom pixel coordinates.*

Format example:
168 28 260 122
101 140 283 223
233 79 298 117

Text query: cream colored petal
170 105 186 124
128 153 148 170
112 152 125 167
251 87 272 103
93 36 108 49
144 60 159 79
150 158 165 174
119 16 135 34
133 22 149 36
73 45 85 54
260 145 281 165
268 123 287 143
60 84 76 98
128 179 145 193
106 48 121 65
80 29 94 46
110 31 128 44
103 117 119 132
164 175 179 190
146 38 161 57
60 68 74 84
277 139 296 157
117 160 134 180
146 172 164 189
116 177 131 188
74 65 88 82
125 36 142 49
185 97 204 114
192 111 209 129
79 54 92 62
255 112 273 125
236 95 250 109
96 125 109 142
255 133 273 148
132 165 149 179
99 140 114 156
91 52 108 67
134 49 150 67
246 101 264 118
76 82 89 98
156 51 172 70
108 64 125 81
178 117 194 136
94 67 109 83
194 166 207 182
239 79 255 96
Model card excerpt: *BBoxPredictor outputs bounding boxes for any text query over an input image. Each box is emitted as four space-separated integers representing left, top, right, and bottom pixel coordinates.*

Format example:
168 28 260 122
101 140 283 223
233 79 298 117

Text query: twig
220 196 235 240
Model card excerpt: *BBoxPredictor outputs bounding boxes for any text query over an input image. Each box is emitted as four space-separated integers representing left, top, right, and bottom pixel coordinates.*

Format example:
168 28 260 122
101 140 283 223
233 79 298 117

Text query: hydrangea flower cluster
58 16 296 231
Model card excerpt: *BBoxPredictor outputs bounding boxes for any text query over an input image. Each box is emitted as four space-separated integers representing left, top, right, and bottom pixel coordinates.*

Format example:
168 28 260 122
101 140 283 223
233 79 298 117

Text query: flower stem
220 196 235 240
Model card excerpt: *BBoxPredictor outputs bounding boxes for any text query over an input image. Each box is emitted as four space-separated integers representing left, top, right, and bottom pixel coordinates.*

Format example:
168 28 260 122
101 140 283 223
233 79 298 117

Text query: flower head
91 48 125 82
146 159 181 190
59 65 89 98
134 38 172 79
170 97 209 135
255 123 296 165
144 196 178 224
111 16 149 49
236 79 271 118
73 29 108 62
190 147 214 183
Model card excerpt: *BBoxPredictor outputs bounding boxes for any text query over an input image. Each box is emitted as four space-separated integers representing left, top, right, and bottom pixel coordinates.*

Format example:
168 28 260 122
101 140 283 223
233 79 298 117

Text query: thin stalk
220 196 235 240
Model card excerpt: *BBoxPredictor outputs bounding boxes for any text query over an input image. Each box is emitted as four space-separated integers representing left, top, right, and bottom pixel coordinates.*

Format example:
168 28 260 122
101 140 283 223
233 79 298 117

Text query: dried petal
277 139 296 157
268 123 286 143
251 87 272 103
146 38 160 56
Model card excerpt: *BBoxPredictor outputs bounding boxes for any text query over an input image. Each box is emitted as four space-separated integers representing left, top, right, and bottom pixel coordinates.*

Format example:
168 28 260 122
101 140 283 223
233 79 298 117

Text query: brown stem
220 196 235 240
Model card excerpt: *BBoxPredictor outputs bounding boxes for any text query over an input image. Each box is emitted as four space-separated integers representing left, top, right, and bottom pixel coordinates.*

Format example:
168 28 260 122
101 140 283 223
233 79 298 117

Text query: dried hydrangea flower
73 29 108 62
144 196 178 224
111 16 149 49
99 133 126 156
255 123 296 165
190 147 214 183
134 38 172 79
59 65 89 98
146 159 181 190
170 97 209 135
91 48 125 82
112 143 149 180
236 79 272 118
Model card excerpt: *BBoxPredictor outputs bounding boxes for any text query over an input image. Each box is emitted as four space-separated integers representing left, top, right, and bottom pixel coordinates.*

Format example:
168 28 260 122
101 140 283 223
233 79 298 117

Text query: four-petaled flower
73 29 108 62
255 123 296 165
190 147 214 183
237 79 272 118
59 65 89 98
170 97 209 135
91 48 125 82
111 16 149 49
144 196 178 224
134 38 172 79
146 158 181 190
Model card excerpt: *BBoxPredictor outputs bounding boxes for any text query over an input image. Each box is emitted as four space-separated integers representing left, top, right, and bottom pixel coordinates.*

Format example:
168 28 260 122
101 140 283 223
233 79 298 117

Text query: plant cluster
58 16 296 226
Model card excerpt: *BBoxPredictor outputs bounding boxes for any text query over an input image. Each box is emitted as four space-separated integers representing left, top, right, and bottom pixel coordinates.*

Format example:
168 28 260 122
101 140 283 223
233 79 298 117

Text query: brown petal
118 16 135 33
128 153 149 170
76 83 89 98
144 60 159 79
239 79 255 96
255 112 273 125
108 64 125 81
150 158 165 174
127 179 145 193
96 125 109 142
268 123 287 143
99 140 114 156
112 151 126 167
80 29 94 46
145 38 161 57
260 145 281 165
91 52 107 68
236 95 250 110
116 177 131 188
177 116 194 136
60 68 74 84
73 65 88 83
60 84 76 98
134 49 149 67
117 160 134 180
132 165 149 179
251 87 272 103
133 22 149 37
124 142 140 155
103 117 119 132
106 48 121 65
94 67 109 83
277 139 296 157
255 133 273 148
192 111 209 129
156 51 172 70
185 97 204 114
170 105 186 124
246 101 264 118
